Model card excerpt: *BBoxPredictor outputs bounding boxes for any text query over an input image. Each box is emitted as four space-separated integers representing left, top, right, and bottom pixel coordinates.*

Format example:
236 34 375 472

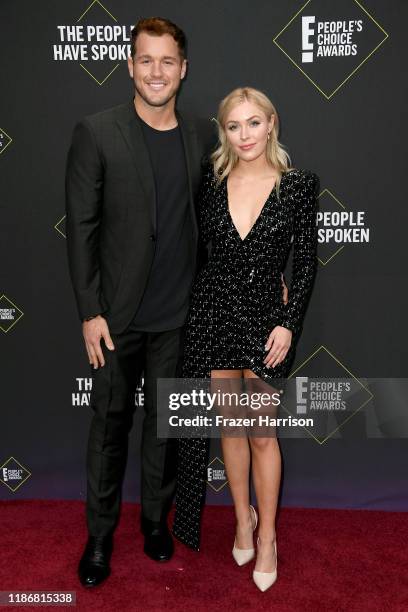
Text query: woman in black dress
172 87 319 591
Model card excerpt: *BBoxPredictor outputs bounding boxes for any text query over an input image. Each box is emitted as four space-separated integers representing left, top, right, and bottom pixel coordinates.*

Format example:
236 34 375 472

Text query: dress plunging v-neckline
225 175 278 242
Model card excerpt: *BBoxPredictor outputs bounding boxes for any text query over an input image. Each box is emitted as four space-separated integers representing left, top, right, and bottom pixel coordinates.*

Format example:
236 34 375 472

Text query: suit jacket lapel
116 100 157 233
176 109 199 241
116 100 200 241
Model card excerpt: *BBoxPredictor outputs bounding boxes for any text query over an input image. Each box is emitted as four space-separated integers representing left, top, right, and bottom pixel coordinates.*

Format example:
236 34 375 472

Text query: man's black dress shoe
78 535 113 588
141 518 174 562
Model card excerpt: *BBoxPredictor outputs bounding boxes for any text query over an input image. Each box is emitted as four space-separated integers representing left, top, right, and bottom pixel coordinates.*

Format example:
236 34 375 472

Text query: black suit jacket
65 98 215 334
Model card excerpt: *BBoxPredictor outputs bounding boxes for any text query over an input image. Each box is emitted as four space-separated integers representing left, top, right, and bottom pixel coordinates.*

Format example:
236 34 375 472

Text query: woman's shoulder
200 158 221 189
284 167 319 182
284 167 320 194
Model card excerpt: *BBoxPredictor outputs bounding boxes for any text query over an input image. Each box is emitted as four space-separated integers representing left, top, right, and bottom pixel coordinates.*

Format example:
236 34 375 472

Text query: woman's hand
263 326 292 368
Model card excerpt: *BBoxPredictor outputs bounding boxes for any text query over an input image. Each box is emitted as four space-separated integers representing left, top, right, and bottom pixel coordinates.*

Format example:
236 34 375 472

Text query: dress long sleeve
280 171 319 335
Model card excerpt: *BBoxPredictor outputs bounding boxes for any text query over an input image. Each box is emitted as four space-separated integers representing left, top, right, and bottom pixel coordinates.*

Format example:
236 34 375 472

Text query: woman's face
223 100 274 163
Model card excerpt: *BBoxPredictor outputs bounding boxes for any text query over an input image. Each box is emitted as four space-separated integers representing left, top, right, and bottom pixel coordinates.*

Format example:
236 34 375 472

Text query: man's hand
263 326 292 369
281 272 289 305
82 315 115 369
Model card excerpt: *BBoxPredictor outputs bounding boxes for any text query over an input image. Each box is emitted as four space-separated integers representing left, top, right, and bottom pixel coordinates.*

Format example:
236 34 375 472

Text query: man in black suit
65 17 214 588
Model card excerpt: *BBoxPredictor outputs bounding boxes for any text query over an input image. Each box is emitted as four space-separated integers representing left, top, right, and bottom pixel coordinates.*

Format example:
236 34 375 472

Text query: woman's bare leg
211 369 254 548
244 368 280 572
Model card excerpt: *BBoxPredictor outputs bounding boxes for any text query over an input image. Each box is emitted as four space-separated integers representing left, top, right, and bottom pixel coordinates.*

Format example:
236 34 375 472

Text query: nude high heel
232 505 258 566
252 537 277 591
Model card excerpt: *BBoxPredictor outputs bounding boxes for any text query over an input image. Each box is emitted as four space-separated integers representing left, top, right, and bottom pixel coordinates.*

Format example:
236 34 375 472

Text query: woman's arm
280 170 319 335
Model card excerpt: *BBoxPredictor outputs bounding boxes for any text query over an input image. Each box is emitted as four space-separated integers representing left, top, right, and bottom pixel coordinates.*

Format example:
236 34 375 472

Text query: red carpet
0 500 407 611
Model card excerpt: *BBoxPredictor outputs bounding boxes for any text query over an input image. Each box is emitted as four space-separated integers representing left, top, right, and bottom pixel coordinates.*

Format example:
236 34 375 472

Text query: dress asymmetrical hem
172 163 320 550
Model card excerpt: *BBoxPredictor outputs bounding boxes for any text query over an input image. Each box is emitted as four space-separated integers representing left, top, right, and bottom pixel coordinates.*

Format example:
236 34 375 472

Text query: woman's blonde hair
210 87 293 198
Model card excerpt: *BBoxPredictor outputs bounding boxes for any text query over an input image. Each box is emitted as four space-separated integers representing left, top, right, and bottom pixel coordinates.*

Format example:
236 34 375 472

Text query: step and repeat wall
1 0 407 510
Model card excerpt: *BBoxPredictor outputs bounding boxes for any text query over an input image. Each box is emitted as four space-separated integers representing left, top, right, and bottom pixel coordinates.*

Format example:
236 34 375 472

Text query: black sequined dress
172 164 319 550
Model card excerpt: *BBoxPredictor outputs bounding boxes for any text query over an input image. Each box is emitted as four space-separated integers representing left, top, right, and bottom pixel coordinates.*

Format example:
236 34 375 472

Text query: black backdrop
1 0 407 510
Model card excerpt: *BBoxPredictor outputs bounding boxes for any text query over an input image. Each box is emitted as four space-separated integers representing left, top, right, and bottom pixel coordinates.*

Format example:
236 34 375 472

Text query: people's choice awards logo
53 0 134 85
273 0 388 98
207 457 228 492
283 346 374 444
0 457 32 492
0 295 24 333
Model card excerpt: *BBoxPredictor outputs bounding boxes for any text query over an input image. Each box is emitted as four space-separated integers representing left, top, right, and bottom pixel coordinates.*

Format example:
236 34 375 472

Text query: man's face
127 32 187 108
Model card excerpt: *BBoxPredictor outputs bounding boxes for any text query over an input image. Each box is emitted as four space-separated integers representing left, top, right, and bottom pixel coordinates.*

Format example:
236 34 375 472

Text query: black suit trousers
86 321 184 536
